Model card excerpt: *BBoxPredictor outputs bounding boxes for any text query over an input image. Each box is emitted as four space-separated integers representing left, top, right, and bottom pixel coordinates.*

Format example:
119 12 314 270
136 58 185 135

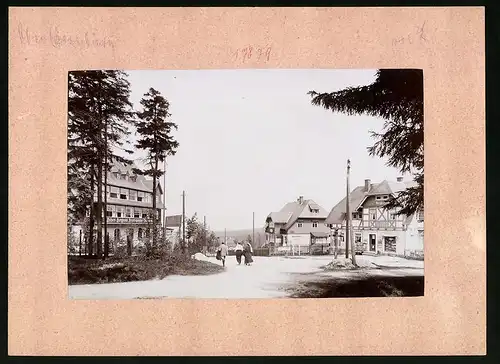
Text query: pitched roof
325 186 367 225
107 159 162 194
325 178 416 225
267 198 329 230
283 199 329 230
267 211 293 224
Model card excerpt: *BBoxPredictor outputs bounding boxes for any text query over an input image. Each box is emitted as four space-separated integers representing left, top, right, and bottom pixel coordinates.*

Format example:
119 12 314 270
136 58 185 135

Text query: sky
117 69 412 231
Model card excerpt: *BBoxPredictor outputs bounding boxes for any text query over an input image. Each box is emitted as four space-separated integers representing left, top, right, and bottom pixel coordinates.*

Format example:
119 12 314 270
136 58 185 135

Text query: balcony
357 220 403 230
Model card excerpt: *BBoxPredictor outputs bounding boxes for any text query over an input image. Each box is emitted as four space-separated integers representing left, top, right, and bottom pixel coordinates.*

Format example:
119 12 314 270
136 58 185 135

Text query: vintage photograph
67 68 424 299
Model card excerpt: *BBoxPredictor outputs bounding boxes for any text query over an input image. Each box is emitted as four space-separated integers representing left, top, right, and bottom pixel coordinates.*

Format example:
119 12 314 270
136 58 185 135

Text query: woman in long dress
243 241 254 266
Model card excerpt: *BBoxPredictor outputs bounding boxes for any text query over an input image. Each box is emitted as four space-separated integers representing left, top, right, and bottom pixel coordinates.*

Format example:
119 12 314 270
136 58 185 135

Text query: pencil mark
392 21 429 47
230 45 272 63
17 22 116 50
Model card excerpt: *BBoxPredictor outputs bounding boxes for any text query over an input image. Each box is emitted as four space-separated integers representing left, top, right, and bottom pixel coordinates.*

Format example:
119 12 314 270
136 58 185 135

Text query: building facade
326 178 424 258
74 160 164 255
265 196 330 254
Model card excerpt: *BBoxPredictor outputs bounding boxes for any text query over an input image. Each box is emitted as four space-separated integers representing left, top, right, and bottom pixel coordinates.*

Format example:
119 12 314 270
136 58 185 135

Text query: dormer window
113 172 118 179
121 174 127 180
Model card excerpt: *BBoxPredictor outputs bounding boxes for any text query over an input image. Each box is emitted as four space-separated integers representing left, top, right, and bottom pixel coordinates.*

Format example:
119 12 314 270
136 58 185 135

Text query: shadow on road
289 275 424 298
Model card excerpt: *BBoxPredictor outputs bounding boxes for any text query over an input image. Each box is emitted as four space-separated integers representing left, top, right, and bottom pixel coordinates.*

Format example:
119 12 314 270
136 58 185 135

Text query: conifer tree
68 70 134 257
308 69 424 216
134 88 179 251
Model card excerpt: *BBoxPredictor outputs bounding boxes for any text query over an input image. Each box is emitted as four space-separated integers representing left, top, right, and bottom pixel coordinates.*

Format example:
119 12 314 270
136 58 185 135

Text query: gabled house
325 177 424 257
265 196 330 253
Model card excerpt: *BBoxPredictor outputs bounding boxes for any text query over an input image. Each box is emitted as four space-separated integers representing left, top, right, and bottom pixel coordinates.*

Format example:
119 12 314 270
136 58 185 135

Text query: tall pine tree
134 88 179 251
68 70 134 258
308 69 424 216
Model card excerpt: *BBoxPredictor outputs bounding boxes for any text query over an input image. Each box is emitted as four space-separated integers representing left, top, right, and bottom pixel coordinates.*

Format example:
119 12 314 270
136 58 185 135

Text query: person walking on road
234 242 244 265
217 241 228 267
243 241 254 266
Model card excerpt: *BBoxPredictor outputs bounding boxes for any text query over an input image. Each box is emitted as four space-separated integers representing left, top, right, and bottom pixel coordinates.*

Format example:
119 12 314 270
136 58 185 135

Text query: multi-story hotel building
75 159 164 254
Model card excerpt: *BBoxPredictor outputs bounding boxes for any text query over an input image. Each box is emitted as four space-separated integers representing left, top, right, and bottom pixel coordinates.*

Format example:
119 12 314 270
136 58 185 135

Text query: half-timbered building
325 178 424 258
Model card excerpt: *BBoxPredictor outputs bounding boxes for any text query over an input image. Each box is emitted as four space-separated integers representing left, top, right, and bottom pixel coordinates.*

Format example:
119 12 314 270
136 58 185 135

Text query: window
384 236 397 252
138 228 143 239
383 195 389 200
121 174 127 180
312 222 318 228
113 172 118 179
311 208 319 214
418 209 424 221
110 186 118 198
369 208 376 220
129 190 137 201
120 188 128 200
130 175 137 182
297 223 303 228
137 191 144 202
116 206 123 218
126 208 132 218
352 212 362 219
376 196 381 200
145 228 150 239
134 208 140 218
142 212 148 219
355 233 362 244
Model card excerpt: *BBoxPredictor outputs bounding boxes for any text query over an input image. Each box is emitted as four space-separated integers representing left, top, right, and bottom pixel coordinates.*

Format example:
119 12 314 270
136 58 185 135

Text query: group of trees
308 69 424 216
184 213 219 254
68 70 179 259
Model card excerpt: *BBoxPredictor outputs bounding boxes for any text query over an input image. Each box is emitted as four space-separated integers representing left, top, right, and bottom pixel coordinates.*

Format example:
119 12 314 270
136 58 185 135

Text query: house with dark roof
265 196 330 254
326 177 424 257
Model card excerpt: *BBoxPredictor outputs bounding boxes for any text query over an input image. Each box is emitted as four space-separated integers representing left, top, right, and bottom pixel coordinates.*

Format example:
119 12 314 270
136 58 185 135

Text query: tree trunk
88 166 95 257
96 150 103 258
152 159 158 248
95 93 104 259
103 119 109 259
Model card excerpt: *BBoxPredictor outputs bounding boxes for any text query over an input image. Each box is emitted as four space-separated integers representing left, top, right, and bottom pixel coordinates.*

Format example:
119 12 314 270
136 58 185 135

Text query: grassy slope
68 255 224 285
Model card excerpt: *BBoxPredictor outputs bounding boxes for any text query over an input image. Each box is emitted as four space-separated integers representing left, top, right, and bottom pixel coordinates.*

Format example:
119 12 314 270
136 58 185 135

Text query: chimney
298 196 304 204
364 179 371 192
397 177 403 182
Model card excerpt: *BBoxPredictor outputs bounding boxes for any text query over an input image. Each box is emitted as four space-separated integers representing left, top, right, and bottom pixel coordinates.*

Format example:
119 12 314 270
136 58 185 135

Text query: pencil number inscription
232 45 272 63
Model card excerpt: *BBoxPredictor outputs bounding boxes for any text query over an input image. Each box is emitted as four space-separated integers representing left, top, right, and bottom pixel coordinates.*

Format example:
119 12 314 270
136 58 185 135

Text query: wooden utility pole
252 212 255 245
224 228 227 244
345 160 350 259
347 159 356 265
334 230 339 260
182 190 186 254
204 215 207 251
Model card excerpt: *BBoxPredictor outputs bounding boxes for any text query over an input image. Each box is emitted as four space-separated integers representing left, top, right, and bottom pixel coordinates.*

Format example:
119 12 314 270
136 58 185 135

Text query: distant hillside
213 228 266 247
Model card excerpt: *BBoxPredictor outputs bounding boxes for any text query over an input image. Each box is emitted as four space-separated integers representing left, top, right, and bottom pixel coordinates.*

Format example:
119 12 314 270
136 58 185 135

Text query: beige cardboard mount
8 7 485 356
